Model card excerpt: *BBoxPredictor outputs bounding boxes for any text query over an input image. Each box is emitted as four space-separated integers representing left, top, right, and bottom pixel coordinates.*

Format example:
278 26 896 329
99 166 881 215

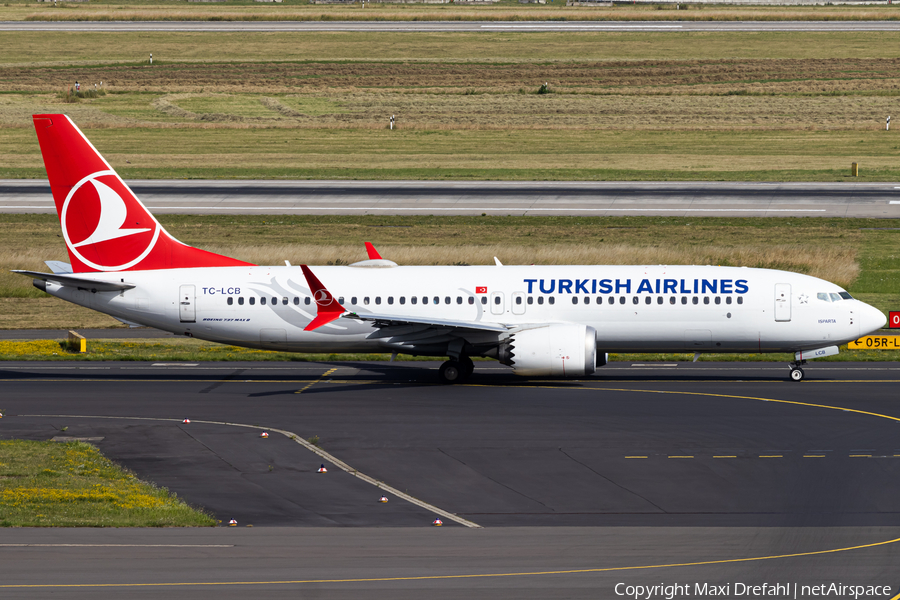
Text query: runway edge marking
17 413 481 529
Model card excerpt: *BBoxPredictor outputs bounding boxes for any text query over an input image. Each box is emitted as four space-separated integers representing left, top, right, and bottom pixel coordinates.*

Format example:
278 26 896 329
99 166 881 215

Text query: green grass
0 440 215 526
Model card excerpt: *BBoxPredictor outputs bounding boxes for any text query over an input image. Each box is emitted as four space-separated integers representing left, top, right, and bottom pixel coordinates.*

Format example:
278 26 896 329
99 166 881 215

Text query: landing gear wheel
790 367 805 382
439 360 463 384
459 356 474 378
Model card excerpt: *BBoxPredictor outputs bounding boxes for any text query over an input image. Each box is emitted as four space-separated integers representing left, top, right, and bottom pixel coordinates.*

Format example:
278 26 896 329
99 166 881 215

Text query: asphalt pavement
3 180 899 217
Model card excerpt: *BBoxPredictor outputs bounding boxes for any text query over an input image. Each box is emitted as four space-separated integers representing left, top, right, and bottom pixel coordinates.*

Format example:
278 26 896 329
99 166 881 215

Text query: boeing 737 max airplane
14 115 887 383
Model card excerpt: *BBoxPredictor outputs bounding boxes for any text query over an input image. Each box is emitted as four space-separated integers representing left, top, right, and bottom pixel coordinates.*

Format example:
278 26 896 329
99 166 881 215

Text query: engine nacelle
498 324 597 377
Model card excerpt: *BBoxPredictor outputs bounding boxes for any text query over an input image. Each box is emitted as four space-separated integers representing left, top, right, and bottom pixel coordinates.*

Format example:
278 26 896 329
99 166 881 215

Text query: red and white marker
228 519 237 527
182 418 190 424
317 464 328 473
260 432 269 438
432 518 443 526
379 496 388 503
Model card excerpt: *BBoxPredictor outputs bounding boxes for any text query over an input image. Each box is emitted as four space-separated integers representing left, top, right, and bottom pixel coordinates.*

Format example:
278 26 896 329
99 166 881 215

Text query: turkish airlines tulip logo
314 289 333 306
61 171 160 271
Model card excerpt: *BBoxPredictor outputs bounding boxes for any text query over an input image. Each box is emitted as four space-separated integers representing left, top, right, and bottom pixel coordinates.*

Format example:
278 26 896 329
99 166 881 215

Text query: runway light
260 432 269 438
228 519 237 527
379 495 388 503
432 518 443 526
317 464 328 473
182 418 191 424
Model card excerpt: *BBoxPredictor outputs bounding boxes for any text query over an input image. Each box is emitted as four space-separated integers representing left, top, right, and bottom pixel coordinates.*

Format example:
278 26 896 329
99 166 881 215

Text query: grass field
1 0 899 23
0 440 215 526
2 32 900 181
1 214 897 329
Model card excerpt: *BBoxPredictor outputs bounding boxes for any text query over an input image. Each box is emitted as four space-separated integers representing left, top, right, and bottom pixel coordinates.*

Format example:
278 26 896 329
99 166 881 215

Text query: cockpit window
817 293 830 302
839 292 853 300
829 293 841 302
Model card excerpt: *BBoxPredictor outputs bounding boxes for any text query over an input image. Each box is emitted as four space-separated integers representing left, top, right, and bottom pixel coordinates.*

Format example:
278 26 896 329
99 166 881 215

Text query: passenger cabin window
434 297 440 305
388 297 394 305
351 297 357 305
282 297 288 305
571 297 578 305
726 297 732 305
517 296 524 305
715 297 721 305
399 297 406 305
457 296 463 304
692 297 698 305
681 297 687 305
645 296 651 305
527 297 533 305
364 297 370 305
260 297 266 305
249 297 256 306
632 296 638 305
669 297 676 305
657 297 663 305
596 297 602 305
411 297 417 305
737 297 743 305
445 297 451 305
294 297 300 305
272 297 277 305
422 297 428 305
549 297 555 305
494 296 501 305
376 297 382 305
227 297 233 305
538 297 544 305
481 297 487 305
238 297 244 305
470 297 476 305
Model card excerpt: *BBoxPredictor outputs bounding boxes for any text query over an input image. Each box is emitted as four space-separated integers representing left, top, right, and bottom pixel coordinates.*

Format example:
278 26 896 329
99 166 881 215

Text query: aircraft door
179 284 196 323
511 292 526 315
490 291 505 315
774 283 791 322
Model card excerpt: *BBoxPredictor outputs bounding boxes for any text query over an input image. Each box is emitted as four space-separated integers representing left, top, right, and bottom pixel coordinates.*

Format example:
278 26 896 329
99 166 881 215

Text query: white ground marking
18 413 482 528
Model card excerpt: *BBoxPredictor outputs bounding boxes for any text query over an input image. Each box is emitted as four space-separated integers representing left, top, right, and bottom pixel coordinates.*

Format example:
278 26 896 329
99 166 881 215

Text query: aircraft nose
859 303 887 336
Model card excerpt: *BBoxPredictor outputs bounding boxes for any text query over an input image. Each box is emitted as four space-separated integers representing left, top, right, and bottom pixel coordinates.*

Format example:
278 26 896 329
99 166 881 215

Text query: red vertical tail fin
33 114 253 273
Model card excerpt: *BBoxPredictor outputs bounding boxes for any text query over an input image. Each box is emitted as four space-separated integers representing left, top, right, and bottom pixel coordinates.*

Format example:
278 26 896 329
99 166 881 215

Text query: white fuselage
39 264 884 357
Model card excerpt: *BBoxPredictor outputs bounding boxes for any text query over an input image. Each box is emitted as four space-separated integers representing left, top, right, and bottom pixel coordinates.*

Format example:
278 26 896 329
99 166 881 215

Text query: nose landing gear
789 360 807 382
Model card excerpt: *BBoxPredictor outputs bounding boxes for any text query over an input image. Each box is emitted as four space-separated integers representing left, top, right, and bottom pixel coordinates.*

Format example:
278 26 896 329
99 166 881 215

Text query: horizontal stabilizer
12 270 135 292
44 260 72 274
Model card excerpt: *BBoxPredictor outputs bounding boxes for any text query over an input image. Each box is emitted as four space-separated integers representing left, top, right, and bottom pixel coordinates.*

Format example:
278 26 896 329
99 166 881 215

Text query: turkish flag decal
476 286 487 294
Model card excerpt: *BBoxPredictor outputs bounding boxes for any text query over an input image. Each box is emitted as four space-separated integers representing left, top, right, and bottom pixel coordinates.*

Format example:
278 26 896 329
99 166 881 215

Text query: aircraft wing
344 311 509 334
12 270 136 292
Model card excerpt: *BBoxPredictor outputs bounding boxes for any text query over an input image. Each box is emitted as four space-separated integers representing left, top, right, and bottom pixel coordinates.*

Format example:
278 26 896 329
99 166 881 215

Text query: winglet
300 265 346 331
365 242 382 260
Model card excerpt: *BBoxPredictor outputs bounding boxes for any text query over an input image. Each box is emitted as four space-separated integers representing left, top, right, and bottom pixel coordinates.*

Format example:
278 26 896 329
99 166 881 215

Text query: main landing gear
439 356 474 384
789 360 807 382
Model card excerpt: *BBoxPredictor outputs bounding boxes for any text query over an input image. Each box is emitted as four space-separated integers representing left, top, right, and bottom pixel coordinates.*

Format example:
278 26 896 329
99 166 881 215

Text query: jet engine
496 324 597 377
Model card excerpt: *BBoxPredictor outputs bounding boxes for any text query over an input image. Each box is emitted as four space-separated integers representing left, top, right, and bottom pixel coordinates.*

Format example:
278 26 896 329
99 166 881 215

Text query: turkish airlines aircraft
16 115 887 383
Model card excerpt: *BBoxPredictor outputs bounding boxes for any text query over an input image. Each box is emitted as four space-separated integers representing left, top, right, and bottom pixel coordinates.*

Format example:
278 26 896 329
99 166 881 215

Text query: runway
3 20 900 32
1 361 899 596
3 180 899 217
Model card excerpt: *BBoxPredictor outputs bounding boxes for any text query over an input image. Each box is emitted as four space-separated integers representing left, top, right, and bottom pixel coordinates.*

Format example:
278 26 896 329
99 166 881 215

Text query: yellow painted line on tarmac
668 455 693 459
1 535 898 590
804 455 826 458
759 455 783 458
624 456 647 459
294 368 338 394
850 454 872 458
714 455 736 458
